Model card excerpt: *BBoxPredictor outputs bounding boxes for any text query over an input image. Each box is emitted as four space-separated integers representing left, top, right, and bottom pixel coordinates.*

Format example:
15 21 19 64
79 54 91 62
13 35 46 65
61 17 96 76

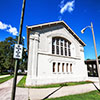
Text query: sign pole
11 0 26 100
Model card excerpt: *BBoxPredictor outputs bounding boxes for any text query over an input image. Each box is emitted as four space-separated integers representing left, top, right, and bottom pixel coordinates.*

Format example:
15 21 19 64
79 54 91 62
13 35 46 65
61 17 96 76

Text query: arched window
52 37 71 56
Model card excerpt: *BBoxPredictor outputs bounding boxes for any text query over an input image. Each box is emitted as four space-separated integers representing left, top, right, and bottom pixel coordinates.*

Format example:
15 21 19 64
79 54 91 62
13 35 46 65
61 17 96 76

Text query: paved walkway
0 74 10 78
29 82 99 100
0 77 99 100
0 76 28 100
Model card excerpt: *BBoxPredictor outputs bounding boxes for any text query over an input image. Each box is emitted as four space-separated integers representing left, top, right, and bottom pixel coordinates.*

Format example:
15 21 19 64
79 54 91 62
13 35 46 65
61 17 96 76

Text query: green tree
18 48 28 72
86 58 91 60
18 37 28 72
98 55 100 59
0 36 27 75
0 41 5 74
0 37 17 74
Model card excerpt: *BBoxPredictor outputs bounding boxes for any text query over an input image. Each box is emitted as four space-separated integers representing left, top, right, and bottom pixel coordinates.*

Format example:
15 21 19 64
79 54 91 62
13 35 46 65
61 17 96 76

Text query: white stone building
26 21 88 86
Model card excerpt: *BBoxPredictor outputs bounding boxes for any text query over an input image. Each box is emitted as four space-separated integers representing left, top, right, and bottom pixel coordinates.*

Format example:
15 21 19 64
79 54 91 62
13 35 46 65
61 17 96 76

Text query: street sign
13 44 23 59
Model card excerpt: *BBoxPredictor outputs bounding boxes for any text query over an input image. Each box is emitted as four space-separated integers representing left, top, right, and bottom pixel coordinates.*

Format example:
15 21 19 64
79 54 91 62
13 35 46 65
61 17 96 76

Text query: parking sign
13 44 23 59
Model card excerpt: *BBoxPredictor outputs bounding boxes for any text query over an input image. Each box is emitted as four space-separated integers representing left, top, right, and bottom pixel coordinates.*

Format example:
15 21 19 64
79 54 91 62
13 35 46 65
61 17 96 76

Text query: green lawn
46 91 100 100
17 76 93 88
17 75 26 87
0 75 13 84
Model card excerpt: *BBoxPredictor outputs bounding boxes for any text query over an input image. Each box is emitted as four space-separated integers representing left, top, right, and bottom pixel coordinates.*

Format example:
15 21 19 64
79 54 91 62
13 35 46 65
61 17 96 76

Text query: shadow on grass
42 86 63 100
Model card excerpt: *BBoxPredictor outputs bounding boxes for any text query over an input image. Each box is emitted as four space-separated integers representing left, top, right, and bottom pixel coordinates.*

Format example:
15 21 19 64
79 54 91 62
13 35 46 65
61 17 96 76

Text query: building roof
27 21 86 49
85 59 100 64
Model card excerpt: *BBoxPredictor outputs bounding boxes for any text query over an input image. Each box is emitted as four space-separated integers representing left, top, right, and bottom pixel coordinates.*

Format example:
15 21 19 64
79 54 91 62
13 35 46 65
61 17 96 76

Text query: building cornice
38 51 81 60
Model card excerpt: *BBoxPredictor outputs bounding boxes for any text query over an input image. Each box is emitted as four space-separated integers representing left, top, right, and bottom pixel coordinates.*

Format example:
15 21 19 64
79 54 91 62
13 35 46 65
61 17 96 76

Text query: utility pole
81 22 100 89
11 0 26 100
91 22 100 88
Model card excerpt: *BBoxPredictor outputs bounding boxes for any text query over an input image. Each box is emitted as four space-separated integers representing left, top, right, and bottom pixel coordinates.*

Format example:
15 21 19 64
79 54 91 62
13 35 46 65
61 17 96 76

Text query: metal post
11 0 26 100
91 22 100 88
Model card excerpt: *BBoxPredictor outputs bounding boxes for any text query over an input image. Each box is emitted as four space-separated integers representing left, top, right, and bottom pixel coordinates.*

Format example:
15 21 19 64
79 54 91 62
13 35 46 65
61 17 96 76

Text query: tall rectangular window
52 39 55 54
70 64 72 72
53 62 56 72
56 46 59 54
52 45 55 54
56 39 59 54
61 39 63 46
65 48 67 56
68 43 71 56
61 47 63 55
66 63 68 72
56 39 59 45
62 63 64 72
58 63 60 72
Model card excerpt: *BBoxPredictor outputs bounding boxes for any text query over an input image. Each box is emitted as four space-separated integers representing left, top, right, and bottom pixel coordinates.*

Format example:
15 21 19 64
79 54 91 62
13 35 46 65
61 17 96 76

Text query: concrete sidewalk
0 77 99 100
29 82 99 100
0 76 28 100
0 74 10 78
28 77 99 100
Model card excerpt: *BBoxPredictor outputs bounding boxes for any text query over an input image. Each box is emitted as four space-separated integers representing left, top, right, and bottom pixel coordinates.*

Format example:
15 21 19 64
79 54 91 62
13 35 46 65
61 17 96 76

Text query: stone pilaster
26 32 39 85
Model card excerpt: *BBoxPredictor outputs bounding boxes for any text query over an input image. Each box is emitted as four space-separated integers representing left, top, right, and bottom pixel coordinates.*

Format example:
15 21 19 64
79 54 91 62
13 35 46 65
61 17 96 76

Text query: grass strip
17 75 26 87
46 90 100 100
0 75 13 84
17 76 93 88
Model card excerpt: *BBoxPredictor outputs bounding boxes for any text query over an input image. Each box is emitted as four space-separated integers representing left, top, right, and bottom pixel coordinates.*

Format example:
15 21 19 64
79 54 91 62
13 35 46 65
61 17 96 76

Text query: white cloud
0 21 8 30
7 25 18 35
60 0 75 14
0 21 18 35
60 0 65 8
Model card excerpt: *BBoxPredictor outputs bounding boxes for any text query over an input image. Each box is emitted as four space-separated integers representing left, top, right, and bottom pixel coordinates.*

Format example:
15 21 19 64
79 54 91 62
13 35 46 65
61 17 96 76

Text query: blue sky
0 0 100 60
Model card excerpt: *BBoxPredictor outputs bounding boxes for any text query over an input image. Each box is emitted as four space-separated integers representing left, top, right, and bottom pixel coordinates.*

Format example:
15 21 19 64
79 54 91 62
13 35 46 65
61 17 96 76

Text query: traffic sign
13 44 23 59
